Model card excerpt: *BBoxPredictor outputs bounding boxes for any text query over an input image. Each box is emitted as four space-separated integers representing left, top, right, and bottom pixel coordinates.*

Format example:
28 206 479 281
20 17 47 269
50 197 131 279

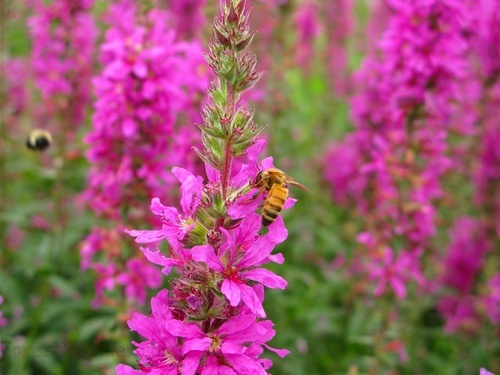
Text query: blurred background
0 0 499 374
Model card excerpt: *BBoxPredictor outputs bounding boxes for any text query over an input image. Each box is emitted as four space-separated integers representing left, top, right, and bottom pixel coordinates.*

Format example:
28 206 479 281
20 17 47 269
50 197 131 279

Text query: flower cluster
324 0 469 298
27 0 96 126
80 1 210 308
293 0 320 71
437 217 490 332
437 0 500 332
117 1 294 373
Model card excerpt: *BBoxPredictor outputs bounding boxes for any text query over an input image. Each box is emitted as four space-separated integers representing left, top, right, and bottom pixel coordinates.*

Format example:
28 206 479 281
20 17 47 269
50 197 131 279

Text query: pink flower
116 259 163 306
166 313 287 375
83 2 208 218
438 295 479 333
116 290 182 374
366 247 424 299
441 217 490 294
191 216 287 317
484 273 500 325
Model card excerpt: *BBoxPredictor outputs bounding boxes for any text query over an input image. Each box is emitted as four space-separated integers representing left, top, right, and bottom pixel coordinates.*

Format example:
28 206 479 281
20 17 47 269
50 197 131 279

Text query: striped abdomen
261 183 288 226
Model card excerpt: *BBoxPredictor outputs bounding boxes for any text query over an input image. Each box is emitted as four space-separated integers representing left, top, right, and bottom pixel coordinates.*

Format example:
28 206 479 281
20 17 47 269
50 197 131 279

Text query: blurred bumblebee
252 168 310 226
26 129 52 151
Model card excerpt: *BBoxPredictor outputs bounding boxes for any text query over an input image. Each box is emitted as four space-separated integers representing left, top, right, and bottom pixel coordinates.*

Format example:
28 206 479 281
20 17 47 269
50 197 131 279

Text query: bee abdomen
262 208 280 226
261 187 287 226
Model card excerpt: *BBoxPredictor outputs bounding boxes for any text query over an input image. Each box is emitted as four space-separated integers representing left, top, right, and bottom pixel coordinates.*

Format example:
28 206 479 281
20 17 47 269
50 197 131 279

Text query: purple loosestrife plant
80 1 210 308
437 0 500 332
325 0 469 299
116 1 295 373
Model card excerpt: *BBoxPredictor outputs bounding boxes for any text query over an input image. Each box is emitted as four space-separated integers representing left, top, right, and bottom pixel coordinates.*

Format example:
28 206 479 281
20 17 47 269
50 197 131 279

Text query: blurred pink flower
83 2 208 218
293 0 321 71
480 368 496 375
366 246 424 299
166 0 207 40
324 0 471 299
441 217 490 295
438 295 478 333
116 259 163 306
27 0 96 125
484 273 500 325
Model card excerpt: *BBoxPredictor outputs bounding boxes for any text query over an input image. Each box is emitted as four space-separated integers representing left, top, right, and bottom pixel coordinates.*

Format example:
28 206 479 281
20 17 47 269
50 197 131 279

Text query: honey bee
253 168 310 226
26 129 52 151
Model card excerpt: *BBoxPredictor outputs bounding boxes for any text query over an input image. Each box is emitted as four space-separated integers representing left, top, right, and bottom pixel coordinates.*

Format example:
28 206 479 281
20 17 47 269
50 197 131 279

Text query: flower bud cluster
196 0 265 173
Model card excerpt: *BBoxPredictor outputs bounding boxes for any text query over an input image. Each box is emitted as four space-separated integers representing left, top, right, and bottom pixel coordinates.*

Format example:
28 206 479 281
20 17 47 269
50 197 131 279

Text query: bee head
255 171 264 184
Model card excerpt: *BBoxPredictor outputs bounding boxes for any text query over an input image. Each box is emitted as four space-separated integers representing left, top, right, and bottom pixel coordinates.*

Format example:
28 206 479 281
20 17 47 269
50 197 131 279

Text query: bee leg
241 186 266 204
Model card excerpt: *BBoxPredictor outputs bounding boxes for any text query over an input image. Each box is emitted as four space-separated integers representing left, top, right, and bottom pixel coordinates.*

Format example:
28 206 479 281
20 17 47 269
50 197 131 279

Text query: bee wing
287 178 311 192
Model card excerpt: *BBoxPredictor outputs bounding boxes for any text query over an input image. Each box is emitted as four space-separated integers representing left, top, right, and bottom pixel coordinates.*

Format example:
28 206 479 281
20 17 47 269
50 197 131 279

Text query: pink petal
200 357 218 375
263 344 290 358
246 139 266 162
244 268 287 289
115 364 143 375
224 353 266 375
139 247 179 275
122 118 137 137
182 351 204 375
220 341 245 355
261 157 274 169
205 163 220 182
165 320 203 339
126 229 164 243
191 245 224 271
268 253 285 264
283 198 297 209
133 61 148 78
221 279 242 307
217 314 256 336
390 277 407 299
182 337 212 354
240 283 266 318
150 197 173 215
263 216 288 244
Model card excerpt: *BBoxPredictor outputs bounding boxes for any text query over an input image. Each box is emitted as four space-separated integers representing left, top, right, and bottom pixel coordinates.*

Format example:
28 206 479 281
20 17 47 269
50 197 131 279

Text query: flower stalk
196 0 264 202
